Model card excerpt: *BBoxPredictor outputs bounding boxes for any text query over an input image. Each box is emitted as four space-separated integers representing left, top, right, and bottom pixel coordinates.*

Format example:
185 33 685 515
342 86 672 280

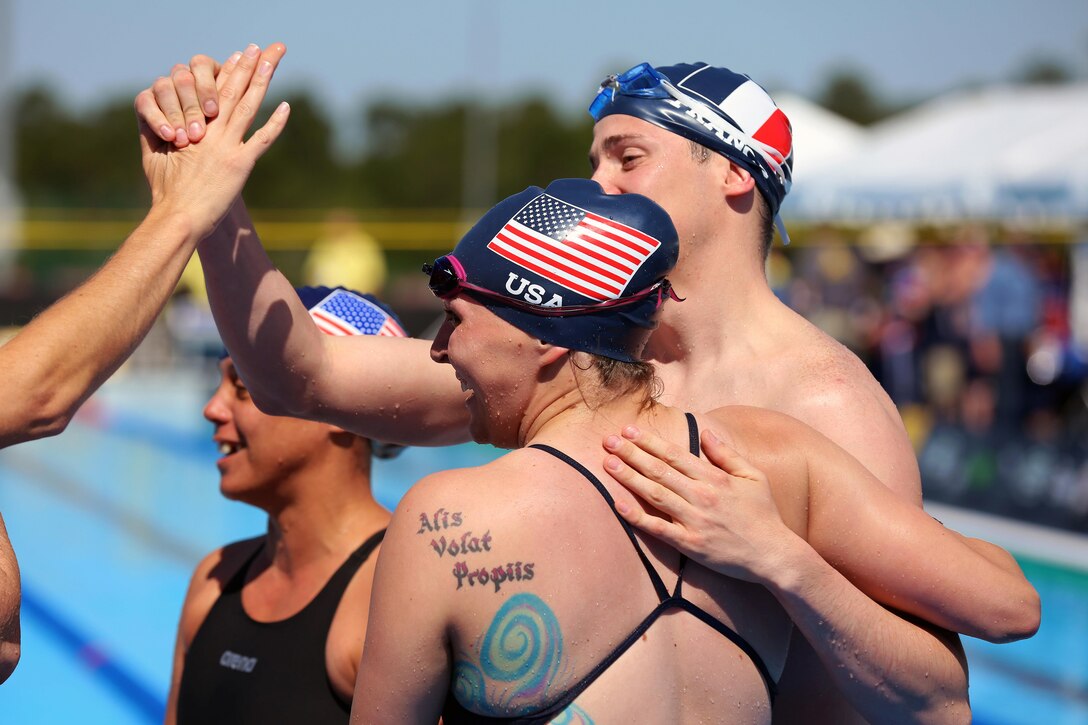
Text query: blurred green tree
15 86 144 208
1014 58 1074 84
816 69 891 126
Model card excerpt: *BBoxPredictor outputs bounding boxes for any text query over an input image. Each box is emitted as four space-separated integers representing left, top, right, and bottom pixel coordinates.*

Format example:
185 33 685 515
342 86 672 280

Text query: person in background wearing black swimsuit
349 179 1013 724
166 286 407 725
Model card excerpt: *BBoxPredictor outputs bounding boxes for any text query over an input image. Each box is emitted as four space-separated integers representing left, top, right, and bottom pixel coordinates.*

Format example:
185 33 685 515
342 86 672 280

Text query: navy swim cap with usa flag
430 178 679 362
296 286 407 338
220 285 408 457
297 286 408 458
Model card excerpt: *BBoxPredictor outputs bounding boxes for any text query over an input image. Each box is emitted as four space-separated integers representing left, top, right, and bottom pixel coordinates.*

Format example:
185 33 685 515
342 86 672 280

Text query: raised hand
602 424 798 585
135 51 228 147
137 43 288 241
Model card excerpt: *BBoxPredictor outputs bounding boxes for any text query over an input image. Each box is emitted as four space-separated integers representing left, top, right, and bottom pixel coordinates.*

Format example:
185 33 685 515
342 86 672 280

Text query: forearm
766 538 970 725
809 478 1040 642
0 208 198 447
197 199 323 417
198 201 472 445
0 513 21 684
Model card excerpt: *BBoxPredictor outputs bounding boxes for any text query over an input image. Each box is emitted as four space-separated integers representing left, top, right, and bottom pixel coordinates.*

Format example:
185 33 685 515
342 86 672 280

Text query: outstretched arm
0 44 289 450
194 201 469 445
0 204 196 447
134 51 471 446
0 43 287 685
604 427 971 724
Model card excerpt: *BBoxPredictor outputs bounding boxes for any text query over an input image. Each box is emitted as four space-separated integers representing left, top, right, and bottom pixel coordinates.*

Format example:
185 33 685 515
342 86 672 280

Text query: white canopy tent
773 92 868 184
786 84 1088 222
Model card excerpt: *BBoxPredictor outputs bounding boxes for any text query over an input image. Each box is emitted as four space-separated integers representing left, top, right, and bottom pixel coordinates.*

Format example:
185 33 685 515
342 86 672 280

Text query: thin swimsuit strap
221 529 387 605
443 415 775 723
530 442 673 602
525 413 776 706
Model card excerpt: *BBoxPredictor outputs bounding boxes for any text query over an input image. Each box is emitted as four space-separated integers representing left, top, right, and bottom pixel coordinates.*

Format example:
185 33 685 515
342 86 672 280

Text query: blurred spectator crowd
772 223 1088 533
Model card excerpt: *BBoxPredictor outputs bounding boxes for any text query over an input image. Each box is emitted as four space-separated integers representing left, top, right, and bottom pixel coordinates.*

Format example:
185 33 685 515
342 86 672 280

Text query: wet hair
688 139 712 163
755 194 774 262
578 354 661 410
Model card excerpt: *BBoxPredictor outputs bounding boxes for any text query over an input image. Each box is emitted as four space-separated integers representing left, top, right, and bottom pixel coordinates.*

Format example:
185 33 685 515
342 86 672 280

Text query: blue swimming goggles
588 61 793 245
588 63 676 121
588 62 787 183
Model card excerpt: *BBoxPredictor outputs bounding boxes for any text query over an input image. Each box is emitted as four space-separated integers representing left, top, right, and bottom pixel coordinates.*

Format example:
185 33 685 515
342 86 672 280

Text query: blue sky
6 0 1087 121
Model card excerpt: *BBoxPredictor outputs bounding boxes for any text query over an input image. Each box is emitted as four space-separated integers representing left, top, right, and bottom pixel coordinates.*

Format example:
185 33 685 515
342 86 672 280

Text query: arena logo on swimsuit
219 650 258 673
504 273 564 307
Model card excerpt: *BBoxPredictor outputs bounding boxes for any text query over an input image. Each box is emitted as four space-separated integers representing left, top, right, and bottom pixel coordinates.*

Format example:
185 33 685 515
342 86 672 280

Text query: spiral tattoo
480 593 563 702
451 660 488 711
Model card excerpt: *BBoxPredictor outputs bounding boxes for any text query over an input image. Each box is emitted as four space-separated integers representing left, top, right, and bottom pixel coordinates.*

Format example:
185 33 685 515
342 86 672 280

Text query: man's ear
722 159 757 199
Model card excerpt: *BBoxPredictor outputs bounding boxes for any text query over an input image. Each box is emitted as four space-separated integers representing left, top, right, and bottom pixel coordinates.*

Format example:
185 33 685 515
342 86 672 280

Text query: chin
470 416 522 450
465 409 503 448
467 414 492 446
218 484 248 502
218 476 262 504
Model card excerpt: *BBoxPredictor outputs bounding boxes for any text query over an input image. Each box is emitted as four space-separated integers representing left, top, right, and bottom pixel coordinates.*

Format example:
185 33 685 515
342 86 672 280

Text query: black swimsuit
442 414 777 723
177 529 386 725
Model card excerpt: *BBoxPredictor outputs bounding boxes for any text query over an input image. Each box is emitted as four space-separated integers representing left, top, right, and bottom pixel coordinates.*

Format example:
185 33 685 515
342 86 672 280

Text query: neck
518 364 656 450
260 456 388 577
645 220 780 366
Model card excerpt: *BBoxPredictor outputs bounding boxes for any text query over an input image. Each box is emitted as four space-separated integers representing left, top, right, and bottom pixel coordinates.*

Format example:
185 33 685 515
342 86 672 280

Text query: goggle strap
774 215 791 246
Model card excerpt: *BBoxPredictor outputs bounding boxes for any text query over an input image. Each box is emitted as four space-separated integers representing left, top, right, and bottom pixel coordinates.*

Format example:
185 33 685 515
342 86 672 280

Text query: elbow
247 382 319 420
962 585 1041 644
7 389 77 445
875 676 972 725
916 700 972 725
0 590 20 685
0 640 20 685
992 587 1042 643
248 388 296 417
31 405 76 442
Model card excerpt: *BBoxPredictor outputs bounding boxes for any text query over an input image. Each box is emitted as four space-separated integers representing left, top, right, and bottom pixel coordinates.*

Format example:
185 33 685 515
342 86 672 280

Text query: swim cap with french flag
590 62 793 224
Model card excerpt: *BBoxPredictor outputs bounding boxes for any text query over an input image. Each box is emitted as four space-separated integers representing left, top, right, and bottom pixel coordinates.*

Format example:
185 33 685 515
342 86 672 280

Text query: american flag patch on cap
486 193 661 302
308 289 407 337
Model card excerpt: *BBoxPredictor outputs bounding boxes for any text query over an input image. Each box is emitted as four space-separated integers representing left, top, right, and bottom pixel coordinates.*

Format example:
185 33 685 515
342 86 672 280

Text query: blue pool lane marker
21 583 166 723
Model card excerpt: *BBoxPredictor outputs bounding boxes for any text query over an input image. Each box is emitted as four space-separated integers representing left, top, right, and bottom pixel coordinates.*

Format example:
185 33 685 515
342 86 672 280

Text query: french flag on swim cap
670 64 793 167
591 62 794 229
486 192 661 302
